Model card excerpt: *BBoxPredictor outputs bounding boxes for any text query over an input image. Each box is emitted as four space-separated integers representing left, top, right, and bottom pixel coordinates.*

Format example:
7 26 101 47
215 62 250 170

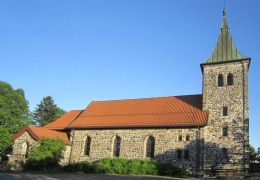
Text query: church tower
201 9 251 175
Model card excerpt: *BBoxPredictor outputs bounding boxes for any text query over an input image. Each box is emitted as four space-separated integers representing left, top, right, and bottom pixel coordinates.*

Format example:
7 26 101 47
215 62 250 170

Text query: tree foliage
0 81 30 160
26 138 66 170
0 127 13 161
33 96 66 126
249 144 257 162
249 144 260 163
0 81 29 134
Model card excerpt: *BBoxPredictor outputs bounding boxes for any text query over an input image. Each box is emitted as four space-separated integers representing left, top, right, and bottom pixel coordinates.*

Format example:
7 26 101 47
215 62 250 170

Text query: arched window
186 135 190 141
218 74 224 87
227 73 234 86
178 135 182 141
113 136 121 157
85 136 91 156
146 136 155 158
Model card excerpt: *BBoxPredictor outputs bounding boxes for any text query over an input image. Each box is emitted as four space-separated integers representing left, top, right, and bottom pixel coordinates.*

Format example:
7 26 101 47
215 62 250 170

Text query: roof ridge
81 111 204 118
91 94 202 103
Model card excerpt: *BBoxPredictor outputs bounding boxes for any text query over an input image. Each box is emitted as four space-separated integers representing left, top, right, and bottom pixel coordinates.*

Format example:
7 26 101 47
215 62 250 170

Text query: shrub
127 159 142 174
141 159 158 175
158 163 187 177
63 161 93 173
63 158 185 177
94 158 158 175
25 138 66 171
110 158 128 174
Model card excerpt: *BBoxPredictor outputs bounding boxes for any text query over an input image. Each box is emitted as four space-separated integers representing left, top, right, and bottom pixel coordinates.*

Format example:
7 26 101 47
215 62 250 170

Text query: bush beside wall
63 158 186 177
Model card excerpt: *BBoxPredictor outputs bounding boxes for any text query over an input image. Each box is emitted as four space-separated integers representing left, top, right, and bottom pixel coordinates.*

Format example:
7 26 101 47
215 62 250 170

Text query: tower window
184 150 190 160
177 150 182 159
223 106 228 116
113 136 121 157
222 148 228 159
146 136 155 158
186 135 190 141
178 135 182 141
218 74 224 87
227 73 234 86
85 136 91 156
223 127 228 136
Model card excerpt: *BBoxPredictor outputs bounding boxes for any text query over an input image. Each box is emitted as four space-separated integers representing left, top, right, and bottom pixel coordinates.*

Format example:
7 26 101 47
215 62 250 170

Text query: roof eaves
200 58 251 72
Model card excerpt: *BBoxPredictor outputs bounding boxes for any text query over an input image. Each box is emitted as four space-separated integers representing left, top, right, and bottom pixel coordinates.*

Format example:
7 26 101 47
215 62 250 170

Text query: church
10 9 251 176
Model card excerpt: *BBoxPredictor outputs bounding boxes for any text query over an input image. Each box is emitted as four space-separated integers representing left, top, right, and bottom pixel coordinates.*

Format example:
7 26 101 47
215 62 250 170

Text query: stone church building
10 9 251 176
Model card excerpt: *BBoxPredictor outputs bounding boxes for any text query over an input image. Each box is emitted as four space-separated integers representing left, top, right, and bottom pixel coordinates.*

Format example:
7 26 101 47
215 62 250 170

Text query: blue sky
0 1 259 148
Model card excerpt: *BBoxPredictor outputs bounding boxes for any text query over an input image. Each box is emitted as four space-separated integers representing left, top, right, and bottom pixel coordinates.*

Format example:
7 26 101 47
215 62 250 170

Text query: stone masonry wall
69 127 204 174
9 131 37 170
202 60 250 175
9 131 71 169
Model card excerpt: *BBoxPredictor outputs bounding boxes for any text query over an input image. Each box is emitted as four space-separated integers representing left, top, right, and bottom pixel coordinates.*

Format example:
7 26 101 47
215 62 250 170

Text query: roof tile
68 94 208 128
12 125 71 145
44 110 83 130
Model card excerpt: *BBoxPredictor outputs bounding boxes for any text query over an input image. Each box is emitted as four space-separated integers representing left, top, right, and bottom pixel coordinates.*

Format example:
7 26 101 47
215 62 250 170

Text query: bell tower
201 8 251 175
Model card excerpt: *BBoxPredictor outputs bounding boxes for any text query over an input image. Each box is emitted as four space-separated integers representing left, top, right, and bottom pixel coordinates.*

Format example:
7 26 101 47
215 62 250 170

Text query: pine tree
33 96 66 126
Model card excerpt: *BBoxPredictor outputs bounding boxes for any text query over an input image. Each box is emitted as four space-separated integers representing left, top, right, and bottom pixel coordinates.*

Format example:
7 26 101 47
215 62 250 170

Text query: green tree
0 128 13 161
26 138 66 170
0 81 30 160
33 96 66 126
249 144 257 162
0 81 29 133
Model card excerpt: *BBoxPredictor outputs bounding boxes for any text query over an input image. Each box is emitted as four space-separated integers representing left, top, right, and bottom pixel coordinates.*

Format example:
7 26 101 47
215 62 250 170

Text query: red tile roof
67 94 208 128
44 110 83 130
12 125 71 145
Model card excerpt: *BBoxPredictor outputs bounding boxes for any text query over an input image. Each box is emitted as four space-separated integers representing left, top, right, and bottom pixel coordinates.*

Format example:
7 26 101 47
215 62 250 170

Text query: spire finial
221 7 228 29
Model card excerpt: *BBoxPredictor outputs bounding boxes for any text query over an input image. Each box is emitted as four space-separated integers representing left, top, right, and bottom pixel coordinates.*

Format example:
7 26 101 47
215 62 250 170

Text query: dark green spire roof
203 8 248 64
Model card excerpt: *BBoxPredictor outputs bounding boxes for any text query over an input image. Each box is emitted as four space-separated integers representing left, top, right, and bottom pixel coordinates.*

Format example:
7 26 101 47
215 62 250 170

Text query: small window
184 150 189 160
186 135 190 141
25 142 29 158
177 150 182 159
146 136 155 158
85 136 91 156
218 74 224 87
178 135 182 141
113 136 121 157
222 148 228 159
223 127 228 136
227 73 234 86
223 106 228 116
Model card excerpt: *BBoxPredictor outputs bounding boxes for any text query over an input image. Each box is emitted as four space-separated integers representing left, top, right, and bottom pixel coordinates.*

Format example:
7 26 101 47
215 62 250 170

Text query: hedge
63 158 186 177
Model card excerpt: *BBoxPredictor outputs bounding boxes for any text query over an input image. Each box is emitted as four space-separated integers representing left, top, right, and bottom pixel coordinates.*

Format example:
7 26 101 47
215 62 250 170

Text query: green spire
203 8 247 64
